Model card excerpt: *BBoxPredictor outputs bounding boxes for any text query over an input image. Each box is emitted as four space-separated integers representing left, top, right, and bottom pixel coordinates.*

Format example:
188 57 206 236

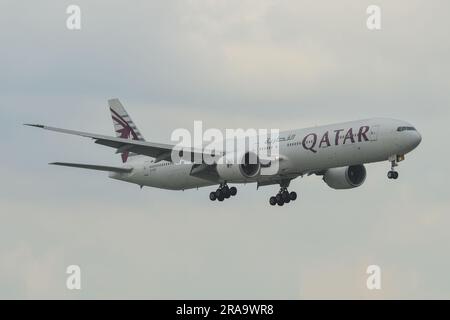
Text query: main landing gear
269 188 297 206
387 157 399 180
209 183 237 202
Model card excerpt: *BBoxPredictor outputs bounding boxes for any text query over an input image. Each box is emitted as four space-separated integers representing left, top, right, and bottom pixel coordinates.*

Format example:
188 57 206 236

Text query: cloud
1 0 449 299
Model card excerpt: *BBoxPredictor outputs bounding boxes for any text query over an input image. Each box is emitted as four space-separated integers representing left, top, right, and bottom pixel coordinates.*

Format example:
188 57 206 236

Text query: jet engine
323 165 366 189
216 151 261 181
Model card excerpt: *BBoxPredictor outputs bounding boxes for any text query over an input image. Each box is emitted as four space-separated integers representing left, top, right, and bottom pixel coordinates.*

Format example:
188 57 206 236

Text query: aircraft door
369 125 379 141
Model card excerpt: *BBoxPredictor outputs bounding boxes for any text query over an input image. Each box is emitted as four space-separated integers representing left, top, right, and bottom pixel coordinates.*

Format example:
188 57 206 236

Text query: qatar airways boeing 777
26 99 422 206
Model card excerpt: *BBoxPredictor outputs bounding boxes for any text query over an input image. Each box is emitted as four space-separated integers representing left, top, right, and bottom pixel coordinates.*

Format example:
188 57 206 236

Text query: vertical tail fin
108 98 145 163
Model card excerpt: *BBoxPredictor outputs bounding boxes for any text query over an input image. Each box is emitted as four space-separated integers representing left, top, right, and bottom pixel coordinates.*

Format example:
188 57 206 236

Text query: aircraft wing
50 162 133 173
25 124 211 162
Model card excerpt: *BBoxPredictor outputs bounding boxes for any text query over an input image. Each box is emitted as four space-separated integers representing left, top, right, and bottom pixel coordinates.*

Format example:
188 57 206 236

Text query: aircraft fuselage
111 118 422 190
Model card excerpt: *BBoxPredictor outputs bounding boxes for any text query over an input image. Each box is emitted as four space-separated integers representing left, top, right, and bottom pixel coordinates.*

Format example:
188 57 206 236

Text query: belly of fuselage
142 164 216 190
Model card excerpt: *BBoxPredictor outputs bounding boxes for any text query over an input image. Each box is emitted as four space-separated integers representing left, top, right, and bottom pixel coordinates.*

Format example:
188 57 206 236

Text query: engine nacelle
323 165 367 189
216 152 261 181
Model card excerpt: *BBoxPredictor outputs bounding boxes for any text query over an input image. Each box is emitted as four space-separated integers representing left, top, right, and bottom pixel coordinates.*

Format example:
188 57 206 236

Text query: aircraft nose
416 131 422 144
411 130 422 149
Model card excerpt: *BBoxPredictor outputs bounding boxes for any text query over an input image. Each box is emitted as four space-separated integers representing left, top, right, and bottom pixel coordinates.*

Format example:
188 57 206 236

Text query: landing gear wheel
289 191 297 201
211 184 237 203
387 171 399 179
281 191 291 203
270 187 297 207
269 196 277 206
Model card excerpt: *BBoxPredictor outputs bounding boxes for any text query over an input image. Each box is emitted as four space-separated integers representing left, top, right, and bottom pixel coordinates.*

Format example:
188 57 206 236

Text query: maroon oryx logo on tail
110 108 139 163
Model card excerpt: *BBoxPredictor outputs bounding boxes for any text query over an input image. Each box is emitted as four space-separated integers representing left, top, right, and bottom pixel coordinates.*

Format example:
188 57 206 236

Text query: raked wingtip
24 123 45 128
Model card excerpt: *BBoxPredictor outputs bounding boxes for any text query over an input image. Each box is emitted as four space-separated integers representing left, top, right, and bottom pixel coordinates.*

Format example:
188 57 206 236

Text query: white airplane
26 99 422 206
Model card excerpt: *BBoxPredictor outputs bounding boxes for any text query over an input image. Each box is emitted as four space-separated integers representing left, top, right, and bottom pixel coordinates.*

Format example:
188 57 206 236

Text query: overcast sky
1 0 449 299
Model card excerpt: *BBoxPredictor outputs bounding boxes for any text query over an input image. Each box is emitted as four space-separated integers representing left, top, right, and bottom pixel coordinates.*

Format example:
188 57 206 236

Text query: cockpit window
397 126 416 132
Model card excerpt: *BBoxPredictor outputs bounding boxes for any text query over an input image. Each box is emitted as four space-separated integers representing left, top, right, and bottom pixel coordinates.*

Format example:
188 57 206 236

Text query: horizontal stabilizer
50 162 132 173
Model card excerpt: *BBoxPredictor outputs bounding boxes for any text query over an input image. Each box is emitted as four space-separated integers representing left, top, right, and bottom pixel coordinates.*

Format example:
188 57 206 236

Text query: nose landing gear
387 170 398 179
209 183 237 202
269 188 297 206
387 157 400 180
